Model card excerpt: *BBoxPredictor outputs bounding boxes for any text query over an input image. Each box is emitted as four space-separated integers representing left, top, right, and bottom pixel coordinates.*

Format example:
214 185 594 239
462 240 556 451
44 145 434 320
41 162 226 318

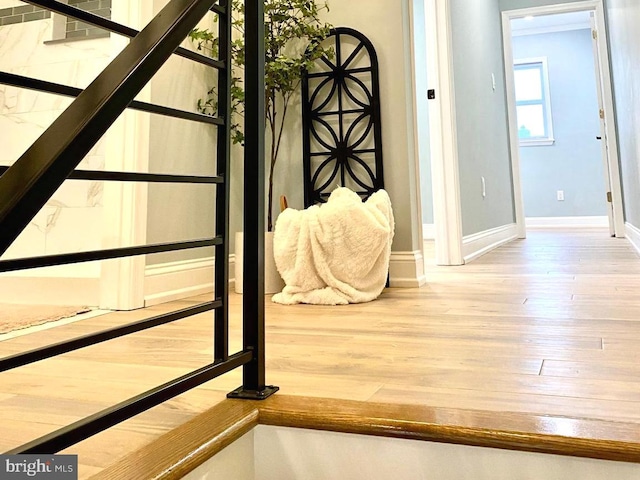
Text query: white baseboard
0 275 100 306
389 251 427 288
526 216 609 228
625 222 640 257
422 223 436 240
462 223 518 264
144 257 214 307
144 255 236 307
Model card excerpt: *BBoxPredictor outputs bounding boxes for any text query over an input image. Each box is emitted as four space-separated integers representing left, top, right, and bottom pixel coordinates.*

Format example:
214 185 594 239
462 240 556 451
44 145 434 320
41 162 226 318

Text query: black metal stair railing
0 0 276 455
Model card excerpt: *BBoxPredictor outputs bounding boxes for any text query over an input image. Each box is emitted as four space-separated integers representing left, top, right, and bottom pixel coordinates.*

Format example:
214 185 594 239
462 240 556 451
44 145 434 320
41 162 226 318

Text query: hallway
0 228 639 475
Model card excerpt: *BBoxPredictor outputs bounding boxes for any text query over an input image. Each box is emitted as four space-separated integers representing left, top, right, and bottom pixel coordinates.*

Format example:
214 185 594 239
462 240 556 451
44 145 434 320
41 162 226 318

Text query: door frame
423 0 464 265
501 0 625 237
98 0 152 310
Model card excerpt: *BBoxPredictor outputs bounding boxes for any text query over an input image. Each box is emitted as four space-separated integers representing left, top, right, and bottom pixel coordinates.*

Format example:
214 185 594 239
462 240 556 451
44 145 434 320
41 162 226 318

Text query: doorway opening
502 0 624 238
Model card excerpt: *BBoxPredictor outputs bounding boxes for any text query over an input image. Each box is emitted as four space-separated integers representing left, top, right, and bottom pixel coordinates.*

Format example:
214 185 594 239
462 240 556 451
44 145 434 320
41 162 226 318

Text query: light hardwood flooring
1 228 640 477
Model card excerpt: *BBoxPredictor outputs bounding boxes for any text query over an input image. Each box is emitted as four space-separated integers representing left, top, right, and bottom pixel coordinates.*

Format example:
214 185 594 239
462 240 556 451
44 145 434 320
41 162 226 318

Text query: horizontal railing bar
0 71 78 96
319 191 367 197
23 0 225 70
0 72 223 126
0 238 220 273
0 166 223 184
314 108 368 117
309 149 377 157
5 350 253 454
134 101 223 125
0 301 220 372
306 66 373 78
211 3 225 14
0 0 221 255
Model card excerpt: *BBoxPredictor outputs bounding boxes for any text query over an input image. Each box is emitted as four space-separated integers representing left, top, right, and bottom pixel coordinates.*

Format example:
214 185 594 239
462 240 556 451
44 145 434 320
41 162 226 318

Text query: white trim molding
625 223 640 258
502 15 527 239
144 255 236 307
389 251 427 288
512 23 591 37
422 223 436 240
426 0 464 266
526 216 609 228
462 224 518 264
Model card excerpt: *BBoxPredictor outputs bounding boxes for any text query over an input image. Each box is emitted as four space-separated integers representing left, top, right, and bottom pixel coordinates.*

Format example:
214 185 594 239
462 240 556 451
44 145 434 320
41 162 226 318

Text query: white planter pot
234 231 285 295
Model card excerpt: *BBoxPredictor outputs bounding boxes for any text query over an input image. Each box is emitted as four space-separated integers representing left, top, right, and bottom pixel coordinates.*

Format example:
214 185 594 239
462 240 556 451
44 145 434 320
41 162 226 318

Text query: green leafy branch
189 0 333 231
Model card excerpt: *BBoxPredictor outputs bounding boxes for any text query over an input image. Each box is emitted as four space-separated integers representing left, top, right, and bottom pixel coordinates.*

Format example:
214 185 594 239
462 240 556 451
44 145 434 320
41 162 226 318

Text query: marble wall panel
0 0 26 10
0 16 111 278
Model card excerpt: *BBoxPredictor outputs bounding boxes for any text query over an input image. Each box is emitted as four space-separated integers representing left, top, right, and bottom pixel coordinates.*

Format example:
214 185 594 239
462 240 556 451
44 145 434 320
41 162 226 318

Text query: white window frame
514 57 554 146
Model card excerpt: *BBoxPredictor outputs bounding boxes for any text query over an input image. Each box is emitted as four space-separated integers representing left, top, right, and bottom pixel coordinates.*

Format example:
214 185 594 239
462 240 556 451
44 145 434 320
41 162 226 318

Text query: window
65 0 111 39
514 58 554 146
44 0 111 43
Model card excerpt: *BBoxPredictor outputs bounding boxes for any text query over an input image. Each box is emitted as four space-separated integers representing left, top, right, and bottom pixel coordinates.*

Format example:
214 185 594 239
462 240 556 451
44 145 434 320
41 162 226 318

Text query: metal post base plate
227 385 279 400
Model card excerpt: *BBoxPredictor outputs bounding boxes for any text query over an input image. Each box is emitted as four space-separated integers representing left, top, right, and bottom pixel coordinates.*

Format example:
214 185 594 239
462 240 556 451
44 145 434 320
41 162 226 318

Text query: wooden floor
1 228 640 476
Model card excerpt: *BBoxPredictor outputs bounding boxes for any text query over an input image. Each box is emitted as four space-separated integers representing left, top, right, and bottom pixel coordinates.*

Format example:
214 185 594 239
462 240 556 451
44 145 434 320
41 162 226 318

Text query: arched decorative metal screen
302 27 384 207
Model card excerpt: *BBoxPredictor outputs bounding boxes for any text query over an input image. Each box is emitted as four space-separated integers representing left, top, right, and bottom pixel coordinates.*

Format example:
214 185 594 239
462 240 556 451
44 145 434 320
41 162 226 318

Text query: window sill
519 138 555 147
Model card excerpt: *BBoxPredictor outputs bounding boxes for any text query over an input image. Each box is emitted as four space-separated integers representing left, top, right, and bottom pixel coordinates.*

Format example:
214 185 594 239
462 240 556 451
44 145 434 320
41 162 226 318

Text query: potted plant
190 0 333 293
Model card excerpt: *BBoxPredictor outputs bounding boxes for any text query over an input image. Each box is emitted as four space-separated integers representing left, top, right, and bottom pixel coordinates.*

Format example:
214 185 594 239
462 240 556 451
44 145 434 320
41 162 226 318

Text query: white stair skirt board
625 222 640 257
422 223 436 240
389 251 427 288
144 255 236 307
254 426 640 480
526 216 609 228
462 224 519 264
185 425 640 480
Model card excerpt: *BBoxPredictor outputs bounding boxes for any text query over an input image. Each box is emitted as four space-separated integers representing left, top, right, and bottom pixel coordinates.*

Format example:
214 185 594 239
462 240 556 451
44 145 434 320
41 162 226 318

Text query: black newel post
228 0 279 400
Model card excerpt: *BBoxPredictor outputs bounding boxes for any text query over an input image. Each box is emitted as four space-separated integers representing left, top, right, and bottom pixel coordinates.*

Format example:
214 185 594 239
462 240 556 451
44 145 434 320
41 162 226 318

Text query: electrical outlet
557 190 565 201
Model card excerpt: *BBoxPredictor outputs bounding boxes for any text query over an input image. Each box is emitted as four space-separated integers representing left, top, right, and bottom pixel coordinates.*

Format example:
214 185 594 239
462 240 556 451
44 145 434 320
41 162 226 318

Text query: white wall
606 0 640 230
0 16 112 304
0 0 25 7
181 430 254 480
0 19 110 266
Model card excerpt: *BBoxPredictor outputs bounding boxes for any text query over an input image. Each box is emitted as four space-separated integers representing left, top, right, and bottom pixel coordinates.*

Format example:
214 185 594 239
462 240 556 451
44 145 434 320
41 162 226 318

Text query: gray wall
146 53 218 265
513 29 607 218
412 0 434 225
227 0 423 260
264 0 423 254
323 0 423 252
606 0 640 228
451 0 516 236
